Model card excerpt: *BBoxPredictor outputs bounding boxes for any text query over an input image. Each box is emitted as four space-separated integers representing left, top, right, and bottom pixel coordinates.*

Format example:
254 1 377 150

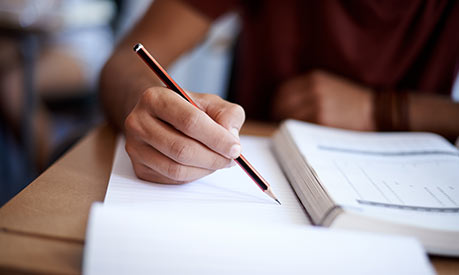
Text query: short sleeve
179 0 240 20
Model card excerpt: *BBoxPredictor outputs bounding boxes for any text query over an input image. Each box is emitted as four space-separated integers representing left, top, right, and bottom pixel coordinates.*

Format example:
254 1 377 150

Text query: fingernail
230 127 239 139
229 144 241 159
226 160 237 168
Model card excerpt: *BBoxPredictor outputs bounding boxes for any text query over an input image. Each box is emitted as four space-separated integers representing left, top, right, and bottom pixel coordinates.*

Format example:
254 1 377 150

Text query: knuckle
213 107 226 124
133 161 189 184
124 114 133 131
141 88 157 104
141 87 171 112
124 113 140 133
215 103 245 128
132 163 149 181
166 162 187 181
210 155 229 170
181 112 201 133
230 104 245 123
124 142 135 157
170 140 192 164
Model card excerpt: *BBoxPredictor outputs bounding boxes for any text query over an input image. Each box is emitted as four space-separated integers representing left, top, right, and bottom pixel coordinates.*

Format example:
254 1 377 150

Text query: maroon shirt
182 0 459 120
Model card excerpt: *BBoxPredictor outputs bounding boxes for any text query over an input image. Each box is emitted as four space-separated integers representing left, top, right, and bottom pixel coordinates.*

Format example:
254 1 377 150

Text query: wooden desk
1 123 458 274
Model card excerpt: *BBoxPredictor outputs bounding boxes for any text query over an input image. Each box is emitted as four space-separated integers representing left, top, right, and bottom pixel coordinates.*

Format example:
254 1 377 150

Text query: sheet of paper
104 136 310 226
83 203 434 275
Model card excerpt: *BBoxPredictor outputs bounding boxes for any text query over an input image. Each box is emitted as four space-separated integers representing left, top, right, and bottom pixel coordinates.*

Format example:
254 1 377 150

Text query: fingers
126 110 233 170
193 93 246 137
273 88 306 118
126 137 214 184
286 104 318 122
272 79 317 122
124 86 243 184
143 88 242 159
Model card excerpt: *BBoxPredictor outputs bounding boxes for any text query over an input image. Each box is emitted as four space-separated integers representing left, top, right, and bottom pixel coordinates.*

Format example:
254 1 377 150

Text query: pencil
133 43 281 205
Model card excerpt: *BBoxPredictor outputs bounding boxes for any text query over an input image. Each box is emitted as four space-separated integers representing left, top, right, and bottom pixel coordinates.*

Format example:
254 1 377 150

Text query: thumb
191 92 246 138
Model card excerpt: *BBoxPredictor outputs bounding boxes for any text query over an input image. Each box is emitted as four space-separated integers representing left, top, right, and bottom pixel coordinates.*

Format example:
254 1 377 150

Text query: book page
285 120 459 229
83 203 434 275
104 136 309 226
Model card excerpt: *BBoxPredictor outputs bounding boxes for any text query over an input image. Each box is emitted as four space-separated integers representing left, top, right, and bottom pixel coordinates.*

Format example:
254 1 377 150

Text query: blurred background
1 0 458 206
0 0 240 206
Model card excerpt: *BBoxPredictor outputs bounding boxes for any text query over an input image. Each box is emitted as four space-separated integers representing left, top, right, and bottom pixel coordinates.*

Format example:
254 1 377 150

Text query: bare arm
100 0 211 130
408 92 459 139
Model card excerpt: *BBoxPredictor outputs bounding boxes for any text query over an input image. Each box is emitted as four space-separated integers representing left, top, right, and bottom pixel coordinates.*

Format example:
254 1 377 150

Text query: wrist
373 89 409 131
362 88 376 131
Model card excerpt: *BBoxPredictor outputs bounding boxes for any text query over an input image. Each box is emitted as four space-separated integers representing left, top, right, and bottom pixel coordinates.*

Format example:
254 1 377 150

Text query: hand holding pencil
124 71 245 185
131 43 280 204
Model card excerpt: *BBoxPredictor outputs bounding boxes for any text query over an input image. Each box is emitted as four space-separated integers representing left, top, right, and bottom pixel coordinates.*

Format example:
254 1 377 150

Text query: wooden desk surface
1 122 458 274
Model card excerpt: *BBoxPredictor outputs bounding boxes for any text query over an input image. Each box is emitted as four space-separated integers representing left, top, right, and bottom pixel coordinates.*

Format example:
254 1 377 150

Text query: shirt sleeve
179 0 240 20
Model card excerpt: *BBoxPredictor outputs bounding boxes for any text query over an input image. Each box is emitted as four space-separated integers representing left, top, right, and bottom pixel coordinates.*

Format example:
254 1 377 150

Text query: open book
84 134 435 274
273 120 459 256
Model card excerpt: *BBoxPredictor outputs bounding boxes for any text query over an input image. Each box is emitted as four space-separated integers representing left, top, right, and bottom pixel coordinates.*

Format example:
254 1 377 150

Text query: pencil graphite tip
264 188 281 205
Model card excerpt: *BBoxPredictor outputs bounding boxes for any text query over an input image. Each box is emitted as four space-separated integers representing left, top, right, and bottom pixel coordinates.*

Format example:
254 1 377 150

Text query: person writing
100 0 459 184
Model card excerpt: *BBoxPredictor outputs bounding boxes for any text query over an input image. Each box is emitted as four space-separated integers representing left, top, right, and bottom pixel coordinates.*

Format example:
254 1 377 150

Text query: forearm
99 0 210 131
100 46 159 131
408 92 459 140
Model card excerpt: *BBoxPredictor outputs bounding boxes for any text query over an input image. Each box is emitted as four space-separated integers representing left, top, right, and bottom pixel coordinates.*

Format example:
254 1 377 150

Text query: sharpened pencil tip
264 187 281 205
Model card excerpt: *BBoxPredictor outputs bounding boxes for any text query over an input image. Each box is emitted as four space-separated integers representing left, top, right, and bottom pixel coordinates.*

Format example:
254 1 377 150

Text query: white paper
83 203 434 275
104 136 310 226
84 134 434 275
